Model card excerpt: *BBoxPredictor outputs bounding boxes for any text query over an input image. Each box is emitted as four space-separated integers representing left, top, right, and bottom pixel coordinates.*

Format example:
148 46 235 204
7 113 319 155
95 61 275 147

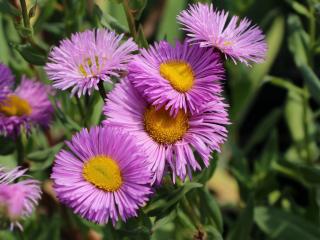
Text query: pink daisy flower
51 126 152 224
0 77 53 137
128 41 224 116
177 3 267 65
45 29 138 96
0 166 41 230
103 79 229 184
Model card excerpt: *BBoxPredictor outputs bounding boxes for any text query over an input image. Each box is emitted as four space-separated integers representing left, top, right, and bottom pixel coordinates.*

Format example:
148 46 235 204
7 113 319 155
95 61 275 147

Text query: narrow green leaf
299 64 320 105
0 0 20 16
198 189 223 233
255 207 320 240
11 43 47 65
227 196 254 240
136 24 149 48
286 0 311 17
287 14 309 67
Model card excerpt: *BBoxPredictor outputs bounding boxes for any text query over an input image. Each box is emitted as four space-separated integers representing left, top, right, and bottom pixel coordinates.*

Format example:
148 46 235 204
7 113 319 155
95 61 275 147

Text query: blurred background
1 0 320 239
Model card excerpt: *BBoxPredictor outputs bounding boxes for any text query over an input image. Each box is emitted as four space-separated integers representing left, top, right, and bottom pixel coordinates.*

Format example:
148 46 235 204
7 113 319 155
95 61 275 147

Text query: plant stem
98 81 106 102
19 0 30 29
123 0 137 39
16 135 24 165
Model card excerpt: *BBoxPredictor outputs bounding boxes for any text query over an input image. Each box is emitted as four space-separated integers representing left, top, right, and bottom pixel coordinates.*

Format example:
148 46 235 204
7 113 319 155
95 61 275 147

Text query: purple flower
0 166 41 230
128 41 224 116
103 78 229 184
177 3 267 65
0 63 14 102
51 126 152 224
45 29 138 97
0 77 53 137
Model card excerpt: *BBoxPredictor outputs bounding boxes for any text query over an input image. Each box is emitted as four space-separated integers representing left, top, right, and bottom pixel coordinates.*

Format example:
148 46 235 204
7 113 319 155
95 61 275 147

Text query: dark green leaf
0 0 20 16
255 207 320 240
198 189 223 233
11 43 47 65
287 14 309 67
128 0 147 20
299 64 320 105
227 196 254 240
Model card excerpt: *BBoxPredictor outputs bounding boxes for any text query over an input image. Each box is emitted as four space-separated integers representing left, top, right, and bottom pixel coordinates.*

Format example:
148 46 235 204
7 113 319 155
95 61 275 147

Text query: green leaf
285 0 311 17
145 182 203 217
136 24 149 48
28 143 63 171
299 64 320 105
29 1 38 19
128 0 147 20
287 14 309 67
0 0 20 16
227 196 254 240
204 225 223 240
263 75 307 97
272 160 320 186
27 143 63 162
152 209 177 232
198 189 223 233
11 43 47 65
0 137 15 155
255 207 320 240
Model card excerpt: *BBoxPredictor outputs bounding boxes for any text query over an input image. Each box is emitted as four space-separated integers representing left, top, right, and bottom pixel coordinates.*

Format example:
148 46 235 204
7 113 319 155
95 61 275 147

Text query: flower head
103 79 229 184
45 29 138 96
0 63 14 102
0 77 53 137
128 41 224 116
51 126 152 224
177 3 267 65
0 166 41 230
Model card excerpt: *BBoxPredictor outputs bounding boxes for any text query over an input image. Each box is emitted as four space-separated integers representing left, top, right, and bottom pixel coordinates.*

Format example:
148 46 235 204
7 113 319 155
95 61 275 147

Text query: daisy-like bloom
177 3 267 65
45 29 138 96
103 79 229 184
128 41 224 116
0 77 53 137
0 63 14 102
51 126 152 224
0 166 41 230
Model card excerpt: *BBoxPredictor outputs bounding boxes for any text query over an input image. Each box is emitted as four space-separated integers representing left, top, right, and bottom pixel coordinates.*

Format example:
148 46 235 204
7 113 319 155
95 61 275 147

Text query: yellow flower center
223 41 233 47
78 56 101 77
82 155 123 192
0 95 32 117
144 106 189 144
159 61 194 92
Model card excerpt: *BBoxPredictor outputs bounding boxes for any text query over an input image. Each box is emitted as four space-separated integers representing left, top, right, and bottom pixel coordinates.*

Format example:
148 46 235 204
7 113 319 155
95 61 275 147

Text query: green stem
19 0 30 29
98 81 106 102
123 0 137 39
16 136 24 165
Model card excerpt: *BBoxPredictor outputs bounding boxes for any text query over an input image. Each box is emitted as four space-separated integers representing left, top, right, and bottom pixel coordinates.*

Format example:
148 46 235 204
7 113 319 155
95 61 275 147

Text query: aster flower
0 166 41 230
0 63 14 102
103 79 229 184
177 3 267 65
51 126 152 224
128 41 224 116
0 77 53 137
45 29 138 96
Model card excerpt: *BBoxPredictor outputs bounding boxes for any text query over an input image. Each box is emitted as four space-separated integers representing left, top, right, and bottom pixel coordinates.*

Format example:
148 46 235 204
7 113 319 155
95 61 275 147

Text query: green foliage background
0 0 320 239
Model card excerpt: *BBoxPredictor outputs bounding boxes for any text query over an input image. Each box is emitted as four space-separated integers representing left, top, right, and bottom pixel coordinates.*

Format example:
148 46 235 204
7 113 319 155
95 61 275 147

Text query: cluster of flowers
0 3 266 229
